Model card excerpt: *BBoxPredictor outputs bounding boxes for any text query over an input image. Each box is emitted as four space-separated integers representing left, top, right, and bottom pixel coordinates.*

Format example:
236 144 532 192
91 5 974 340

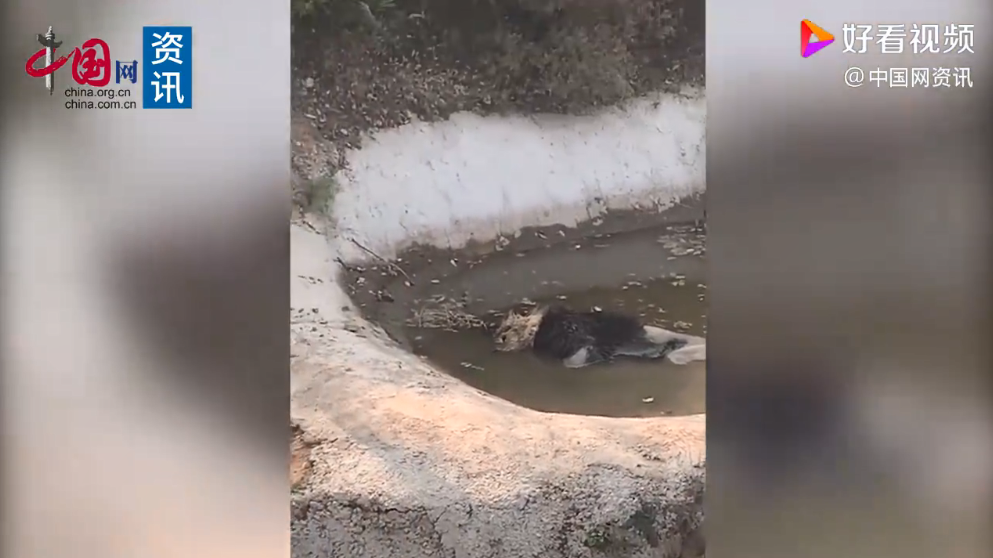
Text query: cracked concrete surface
290 222 706 557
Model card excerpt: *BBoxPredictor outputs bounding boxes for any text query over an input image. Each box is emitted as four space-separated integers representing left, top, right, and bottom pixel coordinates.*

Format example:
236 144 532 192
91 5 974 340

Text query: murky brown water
399 224 707 418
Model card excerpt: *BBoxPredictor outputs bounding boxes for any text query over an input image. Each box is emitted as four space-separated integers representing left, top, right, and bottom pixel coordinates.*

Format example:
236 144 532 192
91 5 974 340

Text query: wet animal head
493 307 545 352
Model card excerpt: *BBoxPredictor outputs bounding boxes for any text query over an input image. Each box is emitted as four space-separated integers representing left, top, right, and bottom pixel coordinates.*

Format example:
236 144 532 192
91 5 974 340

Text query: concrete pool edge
290 222 706 558
327 88 706 263
290 91 706 556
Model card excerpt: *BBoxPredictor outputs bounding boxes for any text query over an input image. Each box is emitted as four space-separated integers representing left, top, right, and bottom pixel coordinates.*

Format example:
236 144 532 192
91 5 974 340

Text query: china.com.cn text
64 86 137 110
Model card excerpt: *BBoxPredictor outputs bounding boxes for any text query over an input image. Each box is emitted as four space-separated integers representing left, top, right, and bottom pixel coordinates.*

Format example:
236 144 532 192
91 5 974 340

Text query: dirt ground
291 423 315 490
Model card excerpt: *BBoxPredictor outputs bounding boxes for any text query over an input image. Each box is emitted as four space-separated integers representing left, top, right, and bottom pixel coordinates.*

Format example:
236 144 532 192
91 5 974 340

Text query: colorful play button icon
801 19 835 58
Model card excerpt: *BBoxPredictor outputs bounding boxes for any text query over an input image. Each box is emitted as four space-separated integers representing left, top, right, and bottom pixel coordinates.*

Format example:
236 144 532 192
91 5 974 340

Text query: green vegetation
583 526 613 549
292 0 704 146
304 175 337 214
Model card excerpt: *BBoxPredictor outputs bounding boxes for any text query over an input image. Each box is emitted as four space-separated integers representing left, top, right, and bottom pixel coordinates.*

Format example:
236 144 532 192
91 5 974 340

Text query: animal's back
588 309 646 350
532 306 644 363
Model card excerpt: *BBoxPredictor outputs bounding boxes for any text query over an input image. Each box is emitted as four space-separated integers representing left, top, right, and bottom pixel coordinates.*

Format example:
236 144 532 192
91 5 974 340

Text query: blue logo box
142 26 192 109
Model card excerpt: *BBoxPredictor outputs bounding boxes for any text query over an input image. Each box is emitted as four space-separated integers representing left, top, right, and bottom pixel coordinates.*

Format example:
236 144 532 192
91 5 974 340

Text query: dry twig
347 237 414 285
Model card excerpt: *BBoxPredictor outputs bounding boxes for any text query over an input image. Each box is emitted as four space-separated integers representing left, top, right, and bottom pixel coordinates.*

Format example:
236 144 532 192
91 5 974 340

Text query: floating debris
642 397 655 403
459 362 485 371
408 298 486 331
374 289 394 302
656 231 707 257
494 235 511 251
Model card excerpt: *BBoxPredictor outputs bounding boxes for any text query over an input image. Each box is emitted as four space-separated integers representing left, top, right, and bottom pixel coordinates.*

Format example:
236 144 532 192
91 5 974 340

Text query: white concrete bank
291 91 707 558
330 89 705 261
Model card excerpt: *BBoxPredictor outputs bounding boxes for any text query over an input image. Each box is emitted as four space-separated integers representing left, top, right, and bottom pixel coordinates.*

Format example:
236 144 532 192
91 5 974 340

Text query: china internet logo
801 19 834 58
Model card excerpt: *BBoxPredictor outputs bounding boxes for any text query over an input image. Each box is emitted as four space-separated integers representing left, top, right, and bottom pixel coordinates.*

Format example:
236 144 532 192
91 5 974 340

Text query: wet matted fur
493 305 700 368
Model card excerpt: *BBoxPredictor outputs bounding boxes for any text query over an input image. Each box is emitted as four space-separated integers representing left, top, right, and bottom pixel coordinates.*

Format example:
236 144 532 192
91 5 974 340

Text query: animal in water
492 305 705 368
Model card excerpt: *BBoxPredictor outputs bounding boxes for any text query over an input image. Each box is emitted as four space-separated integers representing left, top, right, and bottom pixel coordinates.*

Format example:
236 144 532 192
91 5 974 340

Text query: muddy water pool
353 223 706 418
